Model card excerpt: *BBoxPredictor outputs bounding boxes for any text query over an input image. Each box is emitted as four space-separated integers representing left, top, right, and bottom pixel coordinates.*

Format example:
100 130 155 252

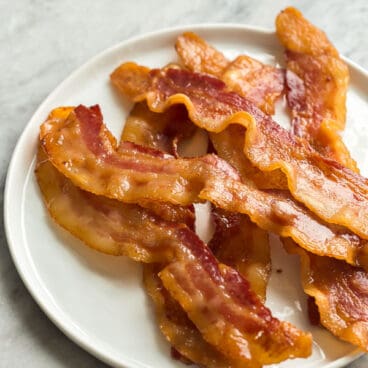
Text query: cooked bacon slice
120 102 196 228
40 105 368 269
40 104 241 205
284 239 368 351
175 32 228 78
277 7 368 350
159 255 311 365
176 33 286 188
111 63 368 239
176 32 284 115
36 146 179 261
143 264 246 368
121 102 197 157
221 55 284 115
209 208 270 302
210 125 288 190
275 7 338 57
276 7 357 171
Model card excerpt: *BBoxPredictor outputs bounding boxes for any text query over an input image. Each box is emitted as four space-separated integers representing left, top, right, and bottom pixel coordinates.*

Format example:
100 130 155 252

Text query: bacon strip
159 255 311 366
143 264 246 368
176 32 284 115
120 102 196 228
36 146 183 262
121 102 197 157
276 7 368 350
40 105 368 269
209 208 270 302
111 64 368 238
175 32 228 78
276 7 357 171
176 33 287 189
284 239 368 351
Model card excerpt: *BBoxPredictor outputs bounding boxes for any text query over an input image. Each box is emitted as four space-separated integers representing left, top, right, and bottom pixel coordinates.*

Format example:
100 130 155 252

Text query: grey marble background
1 0 368 367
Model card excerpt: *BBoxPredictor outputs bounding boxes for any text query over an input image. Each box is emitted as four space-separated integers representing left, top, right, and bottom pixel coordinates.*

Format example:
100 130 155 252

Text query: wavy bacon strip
276 7 357 171
276 7 368 350
176 32 284 115
121 102 197 157
158 244 311 366
111 64 368 238
143 264 246 368
36 146 181 262
40 104 368 269
176 32 287 190
284 239 368 351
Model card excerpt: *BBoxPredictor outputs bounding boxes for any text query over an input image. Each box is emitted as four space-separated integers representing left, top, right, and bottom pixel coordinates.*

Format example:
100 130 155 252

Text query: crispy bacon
160 255 311 365
143 264 246 368
175 32 228 78
210 125 288 190
176 32 284 115
277 7 368 351
276 7 357 171
175 33 287 189
36 145 193 262
120 102 196 228
284 239 368 351
40 105 368 269
41 104 241 205
111 64 368 239
209 208 270 302
121 102 197 157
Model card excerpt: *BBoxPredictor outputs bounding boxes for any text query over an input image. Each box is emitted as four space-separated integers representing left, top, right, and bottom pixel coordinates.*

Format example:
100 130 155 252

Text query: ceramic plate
5 24 368 368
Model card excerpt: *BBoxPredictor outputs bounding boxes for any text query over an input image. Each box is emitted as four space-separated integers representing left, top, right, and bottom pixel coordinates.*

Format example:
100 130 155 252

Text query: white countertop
1 0 368 367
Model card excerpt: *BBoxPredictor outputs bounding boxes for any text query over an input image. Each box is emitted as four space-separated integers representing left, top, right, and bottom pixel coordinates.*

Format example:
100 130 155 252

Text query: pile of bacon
36 7 368 367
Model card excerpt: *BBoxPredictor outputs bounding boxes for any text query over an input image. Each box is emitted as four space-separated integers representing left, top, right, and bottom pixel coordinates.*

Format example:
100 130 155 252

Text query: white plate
4 24 368 368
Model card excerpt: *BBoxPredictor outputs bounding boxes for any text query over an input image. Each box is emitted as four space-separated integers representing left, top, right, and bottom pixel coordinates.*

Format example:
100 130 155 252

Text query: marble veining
1 0 368 367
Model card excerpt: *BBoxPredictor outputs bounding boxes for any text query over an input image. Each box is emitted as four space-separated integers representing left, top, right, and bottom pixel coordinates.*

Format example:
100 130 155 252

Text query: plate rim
4 23 366 368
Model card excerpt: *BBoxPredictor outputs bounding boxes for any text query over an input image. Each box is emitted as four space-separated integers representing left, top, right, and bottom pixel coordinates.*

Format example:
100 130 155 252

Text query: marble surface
1 0 368 367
